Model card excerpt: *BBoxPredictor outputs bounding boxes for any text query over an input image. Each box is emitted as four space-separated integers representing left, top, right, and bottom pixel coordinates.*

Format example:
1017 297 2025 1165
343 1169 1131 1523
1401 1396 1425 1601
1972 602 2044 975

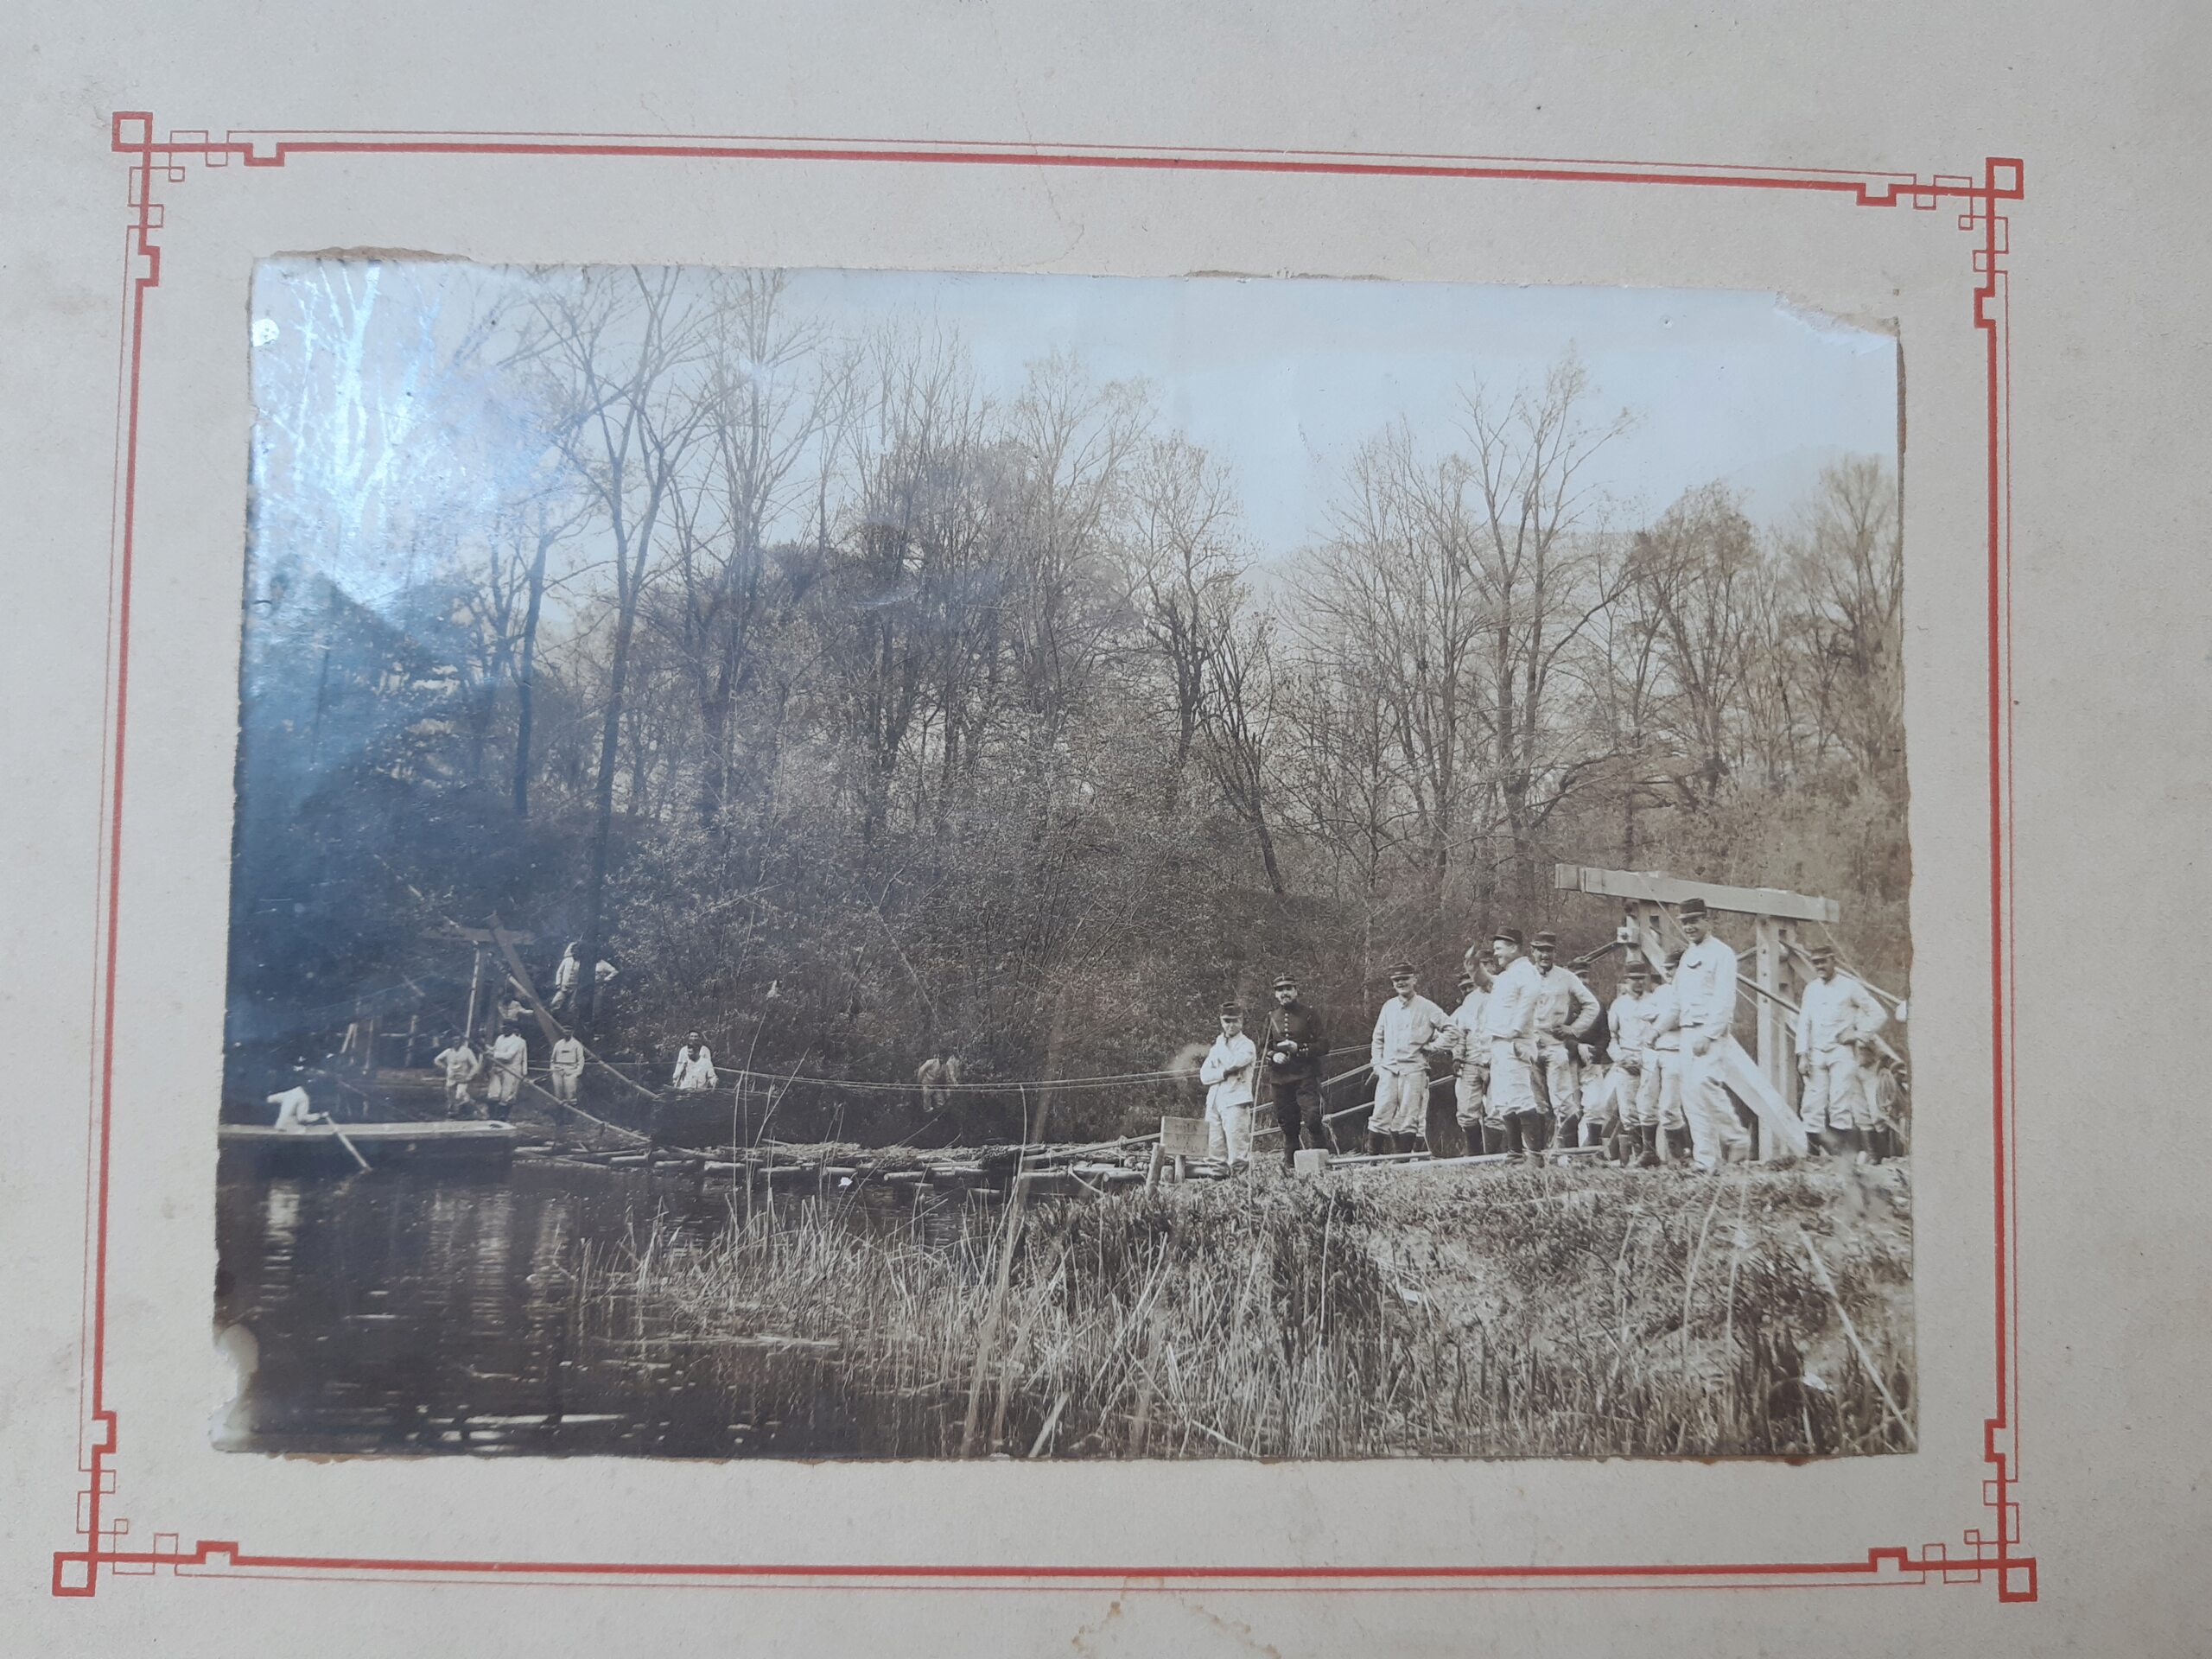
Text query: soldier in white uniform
1606 958 1661 1162
1446 971 1493 1150
1483 929 1547 1159
267 1065 327 1133
1528 931 1601 1151
1198 1002 1260 1173
1673 898 1751 1173
1637 949 1691 1164
485 1023 529 1120
549 942 583 1014
1793 944 1889 1160
433 1035 480 1118
1368 963 1448 1154
671 1031 718 1092
548 1032 586 1103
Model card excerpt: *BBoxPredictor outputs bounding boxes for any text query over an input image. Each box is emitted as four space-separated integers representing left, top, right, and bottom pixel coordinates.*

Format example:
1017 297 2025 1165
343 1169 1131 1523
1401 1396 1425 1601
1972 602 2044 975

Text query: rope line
610 1045 1377 1097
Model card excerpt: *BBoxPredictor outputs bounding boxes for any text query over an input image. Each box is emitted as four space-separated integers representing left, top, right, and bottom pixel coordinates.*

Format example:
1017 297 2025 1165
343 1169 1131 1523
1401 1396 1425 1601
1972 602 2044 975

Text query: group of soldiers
1198 895 1894 1177
430 1023 728 1117
432 1022 589 1118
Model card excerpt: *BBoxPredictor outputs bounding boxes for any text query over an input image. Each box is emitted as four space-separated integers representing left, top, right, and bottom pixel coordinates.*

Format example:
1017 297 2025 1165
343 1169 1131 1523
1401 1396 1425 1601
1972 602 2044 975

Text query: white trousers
1682 1046 1751 1172
1369 1066 1428 1135
1800 1047 1875 1131
1453 1064 1491 1129
1633 1050 1687 1131
550 1067 582 1103
1205 1097 1255 1166
1488 1039 1542 1117
1582 1065 1624 1130
1537 1036 1582 1127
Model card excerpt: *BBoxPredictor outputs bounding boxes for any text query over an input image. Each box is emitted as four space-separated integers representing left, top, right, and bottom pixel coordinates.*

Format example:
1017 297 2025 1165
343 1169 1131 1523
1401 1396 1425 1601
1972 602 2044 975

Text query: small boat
219 1119 520 1171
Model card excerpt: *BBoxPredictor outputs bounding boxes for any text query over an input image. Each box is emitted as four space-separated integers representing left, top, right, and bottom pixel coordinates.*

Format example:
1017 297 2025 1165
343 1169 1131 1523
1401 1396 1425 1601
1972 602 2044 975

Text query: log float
219 1120 520 1169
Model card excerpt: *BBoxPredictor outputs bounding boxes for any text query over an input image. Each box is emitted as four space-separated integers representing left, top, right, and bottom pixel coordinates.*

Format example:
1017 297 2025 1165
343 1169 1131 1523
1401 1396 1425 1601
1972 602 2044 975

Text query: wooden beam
487 915 566 1051
431 925 537 946
1553 864 1840 925
1713 1036 1809 1160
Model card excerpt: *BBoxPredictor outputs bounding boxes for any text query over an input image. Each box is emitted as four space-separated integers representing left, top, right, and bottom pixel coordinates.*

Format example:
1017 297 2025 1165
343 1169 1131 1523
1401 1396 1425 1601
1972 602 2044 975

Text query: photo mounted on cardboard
216 259 1910 1460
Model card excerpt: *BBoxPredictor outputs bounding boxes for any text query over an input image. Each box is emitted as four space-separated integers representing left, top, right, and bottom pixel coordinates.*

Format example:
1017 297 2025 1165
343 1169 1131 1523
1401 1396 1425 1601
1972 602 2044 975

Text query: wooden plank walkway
220 1122 520 1147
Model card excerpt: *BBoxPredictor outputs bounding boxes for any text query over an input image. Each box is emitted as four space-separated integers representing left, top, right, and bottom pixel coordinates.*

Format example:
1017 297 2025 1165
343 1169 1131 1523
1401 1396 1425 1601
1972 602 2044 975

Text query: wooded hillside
226 263 1908 1137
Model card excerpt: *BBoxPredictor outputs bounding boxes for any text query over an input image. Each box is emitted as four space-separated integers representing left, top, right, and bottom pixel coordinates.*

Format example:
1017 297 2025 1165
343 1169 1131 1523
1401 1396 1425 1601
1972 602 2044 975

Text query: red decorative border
54 116 2030 1605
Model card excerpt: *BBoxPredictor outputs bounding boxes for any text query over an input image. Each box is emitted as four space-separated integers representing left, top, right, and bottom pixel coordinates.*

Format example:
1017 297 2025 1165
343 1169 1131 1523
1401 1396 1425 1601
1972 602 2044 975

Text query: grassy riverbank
602 1161 1915 1459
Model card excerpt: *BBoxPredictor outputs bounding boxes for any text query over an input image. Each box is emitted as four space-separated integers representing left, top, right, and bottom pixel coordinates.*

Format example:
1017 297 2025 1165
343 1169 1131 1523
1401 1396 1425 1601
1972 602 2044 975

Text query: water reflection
214 1153 944 1457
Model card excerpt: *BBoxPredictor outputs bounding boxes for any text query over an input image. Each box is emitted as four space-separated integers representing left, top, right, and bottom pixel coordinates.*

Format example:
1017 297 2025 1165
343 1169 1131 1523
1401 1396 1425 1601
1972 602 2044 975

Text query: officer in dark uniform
1262 973 1332 1167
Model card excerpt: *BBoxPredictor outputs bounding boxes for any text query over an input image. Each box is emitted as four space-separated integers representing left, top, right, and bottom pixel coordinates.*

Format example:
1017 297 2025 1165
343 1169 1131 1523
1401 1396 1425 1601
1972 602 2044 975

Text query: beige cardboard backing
3 3 2205 1653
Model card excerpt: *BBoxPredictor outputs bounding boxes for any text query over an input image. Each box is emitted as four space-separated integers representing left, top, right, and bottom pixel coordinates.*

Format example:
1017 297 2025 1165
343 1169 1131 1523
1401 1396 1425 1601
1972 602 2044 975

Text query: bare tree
1791 457 1905 794
1581 526 1674 861
1127 435 1243 816
1461 352 1634 908
1299 423 1492 904
1197 592 1289 893
1633 481 1760 804
664 272 855 826
531 267 711 1030
508 480 593 818
996 354 1150 785
813 325 998 847
1735 546 1817 790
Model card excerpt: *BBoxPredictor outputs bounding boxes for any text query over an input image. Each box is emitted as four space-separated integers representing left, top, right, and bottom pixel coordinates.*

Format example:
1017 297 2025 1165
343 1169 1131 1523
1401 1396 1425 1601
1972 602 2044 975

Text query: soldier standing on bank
1262 974 1332 1169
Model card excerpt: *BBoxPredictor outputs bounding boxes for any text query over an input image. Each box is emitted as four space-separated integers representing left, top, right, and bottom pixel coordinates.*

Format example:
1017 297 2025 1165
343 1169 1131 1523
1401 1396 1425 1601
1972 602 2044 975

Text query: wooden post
1559 870 1840 1166
463 944 487 1052
1160 1116 1211 1184
1753 917 1783 1093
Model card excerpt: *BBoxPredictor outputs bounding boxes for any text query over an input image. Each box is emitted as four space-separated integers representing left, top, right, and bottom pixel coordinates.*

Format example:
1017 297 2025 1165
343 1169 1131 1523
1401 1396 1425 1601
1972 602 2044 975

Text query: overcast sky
253 261 1899 594
775 268 1898 559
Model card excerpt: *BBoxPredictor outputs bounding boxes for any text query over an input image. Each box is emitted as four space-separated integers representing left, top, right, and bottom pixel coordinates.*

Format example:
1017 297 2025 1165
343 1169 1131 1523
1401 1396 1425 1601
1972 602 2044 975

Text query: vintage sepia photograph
215 261 1912 1462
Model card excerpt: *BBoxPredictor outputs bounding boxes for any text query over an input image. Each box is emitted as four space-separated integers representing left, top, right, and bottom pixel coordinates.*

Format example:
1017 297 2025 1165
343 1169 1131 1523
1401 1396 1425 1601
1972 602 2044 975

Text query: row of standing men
1198 895 1891 1175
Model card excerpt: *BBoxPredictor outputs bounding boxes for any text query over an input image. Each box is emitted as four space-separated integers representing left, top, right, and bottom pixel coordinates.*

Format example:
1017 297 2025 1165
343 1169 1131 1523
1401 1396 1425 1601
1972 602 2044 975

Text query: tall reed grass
605 1163 1914 1459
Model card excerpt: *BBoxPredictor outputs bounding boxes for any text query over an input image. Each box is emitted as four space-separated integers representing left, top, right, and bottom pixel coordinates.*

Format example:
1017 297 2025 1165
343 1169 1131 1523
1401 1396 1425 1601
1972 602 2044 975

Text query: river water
213 1150 950 1459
